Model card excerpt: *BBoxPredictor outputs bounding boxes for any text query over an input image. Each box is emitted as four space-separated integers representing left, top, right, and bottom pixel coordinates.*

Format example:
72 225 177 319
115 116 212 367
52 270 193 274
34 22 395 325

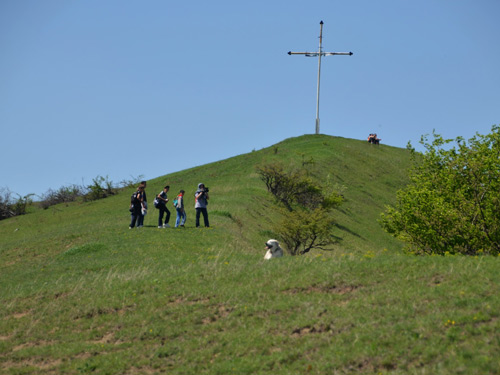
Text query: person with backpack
129 185 145 229
174 190 186 228
195 183 209 228
155 185 171 228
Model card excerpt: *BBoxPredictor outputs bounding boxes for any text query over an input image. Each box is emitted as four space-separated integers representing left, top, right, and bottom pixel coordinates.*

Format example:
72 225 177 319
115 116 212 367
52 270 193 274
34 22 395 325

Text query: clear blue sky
1 1 499 197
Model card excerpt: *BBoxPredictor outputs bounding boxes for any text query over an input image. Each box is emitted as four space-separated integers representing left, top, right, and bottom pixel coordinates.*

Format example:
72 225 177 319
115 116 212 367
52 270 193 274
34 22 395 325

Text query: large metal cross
288 21 353 135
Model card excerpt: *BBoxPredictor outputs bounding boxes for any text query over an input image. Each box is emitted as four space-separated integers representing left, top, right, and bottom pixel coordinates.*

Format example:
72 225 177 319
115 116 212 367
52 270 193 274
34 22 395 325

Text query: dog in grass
264 239 283 260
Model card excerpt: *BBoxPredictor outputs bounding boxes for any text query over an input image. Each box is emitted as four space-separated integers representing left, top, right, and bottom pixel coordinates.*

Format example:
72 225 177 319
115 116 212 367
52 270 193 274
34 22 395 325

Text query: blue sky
1 1 499 197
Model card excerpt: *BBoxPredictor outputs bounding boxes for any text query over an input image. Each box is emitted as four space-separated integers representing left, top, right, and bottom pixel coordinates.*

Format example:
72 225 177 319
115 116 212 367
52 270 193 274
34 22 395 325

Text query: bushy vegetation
37 175 144 209
381 125 500 256
0 189 33 220
83 175 118 202
257 162 343 255
38 184 87 209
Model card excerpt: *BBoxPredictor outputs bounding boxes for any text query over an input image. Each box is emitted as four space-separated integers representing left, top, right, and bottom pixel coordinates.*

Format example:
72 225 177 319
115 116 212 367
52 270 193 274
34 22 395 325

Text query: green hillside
1 135 498 374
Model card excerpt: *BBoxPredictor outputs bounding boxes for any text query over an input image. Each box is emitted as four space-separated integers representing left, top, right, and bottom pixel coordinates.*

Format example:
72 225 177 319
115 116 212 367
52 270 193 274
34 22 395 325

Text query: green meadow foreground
1 135 499 374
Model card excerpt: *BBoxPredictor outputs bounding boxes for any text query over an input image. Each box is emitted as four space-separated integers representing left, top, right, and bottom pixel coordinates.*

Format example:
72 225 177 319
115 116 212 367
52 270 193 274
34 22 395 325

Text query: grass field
1 135 499 374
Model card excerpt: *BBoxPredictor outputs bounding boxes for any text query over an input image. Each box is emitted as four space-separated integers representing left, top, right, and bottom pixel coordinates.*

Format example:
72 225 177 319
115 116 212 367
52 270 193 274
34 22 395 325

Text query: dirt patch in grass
12 340 54 352
11 310 31 319
53 292 71 299
1 358 63 372
291 322 354 338
428 274 445 286
93 332 116 344
345 358 399 374
202 305 233 325
291 324 333 337
74 304 136 320
167 296 213 306
284 284 360 295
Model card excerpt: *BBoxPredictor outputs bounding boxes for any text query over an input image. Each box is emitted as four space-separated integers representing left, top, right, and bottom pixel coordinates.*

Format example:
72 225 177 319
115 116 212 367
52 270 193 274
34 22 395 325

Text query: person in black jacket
129 185 145 229
156 185 171 228
137 180 148 227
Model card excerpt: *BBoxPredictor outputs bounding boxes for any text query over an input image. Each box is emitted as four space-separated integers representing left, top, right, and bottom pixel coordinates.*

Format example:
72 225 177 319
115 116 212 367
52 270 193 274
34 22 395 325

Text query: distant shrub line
0 189 34 220
0 174 143 220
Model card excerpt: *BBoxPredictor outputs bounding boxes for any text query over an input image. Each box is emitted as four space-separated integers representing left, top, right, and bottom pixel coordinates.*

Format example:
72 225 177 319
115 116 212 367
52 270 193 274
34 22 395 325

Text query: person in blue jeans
195 183 209 228
174 190 186 228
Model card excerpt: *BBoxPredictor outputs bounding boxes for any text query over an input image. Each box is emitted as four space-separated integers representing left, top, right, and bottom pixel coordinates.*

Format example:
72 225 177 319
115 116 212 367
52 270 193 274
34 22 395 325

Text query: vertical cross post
288 21 353 135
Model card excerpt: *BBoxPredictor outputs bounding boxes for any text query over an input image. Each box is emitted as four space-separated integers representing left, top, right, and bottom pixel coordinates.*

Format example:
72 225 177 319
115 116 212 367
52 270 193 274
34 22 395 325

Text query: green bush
84 175 117 201
278 208 336 255
381 125 500 255
257 162 343 255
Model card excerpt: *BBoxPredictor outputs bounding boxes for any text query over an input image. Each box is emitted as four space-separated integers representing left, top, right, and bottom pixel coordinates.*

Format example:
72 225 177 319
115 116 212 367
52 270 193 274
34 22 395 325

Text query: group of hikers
129 181 210 229
367 133 381 144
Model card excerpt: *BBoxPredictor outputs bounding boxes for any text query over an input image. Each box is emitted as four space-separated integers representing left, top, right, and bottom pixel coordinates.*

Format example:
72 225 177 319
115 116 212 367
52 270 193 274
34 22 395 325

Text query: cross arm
288 51 353 56
325 52 353 56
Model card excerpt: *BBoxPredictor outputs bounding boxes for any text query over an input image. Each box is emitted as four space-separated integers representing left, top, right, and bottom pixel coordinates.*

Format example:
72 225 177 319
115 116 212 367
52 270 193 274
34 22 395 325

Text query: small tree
257 162 343 255
381 125 500 256
279 208 336 255
256 163 342 212
256 163 301 211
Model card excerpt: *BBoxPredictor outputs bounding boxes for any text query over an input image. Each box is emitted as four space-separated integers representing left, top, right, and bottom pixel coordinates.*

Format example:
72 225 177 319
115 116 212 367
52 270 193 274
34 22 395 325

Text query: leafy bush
381 125 500 256
84 175 117 201
278 208 337 255
257 162 343 255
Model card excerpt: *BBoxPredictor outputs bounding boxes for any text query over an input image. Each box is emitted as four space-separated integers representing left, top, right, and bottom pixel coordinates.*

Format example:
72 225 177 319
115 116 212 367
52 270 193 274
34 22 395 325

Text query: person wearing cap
194 183 210 228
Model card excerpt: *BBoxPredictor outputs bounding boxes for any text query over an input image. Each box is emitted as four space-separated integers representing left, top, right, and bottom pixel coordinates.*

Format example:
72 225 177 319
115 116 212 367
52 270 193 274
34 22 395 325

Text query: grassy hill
1 134 498 374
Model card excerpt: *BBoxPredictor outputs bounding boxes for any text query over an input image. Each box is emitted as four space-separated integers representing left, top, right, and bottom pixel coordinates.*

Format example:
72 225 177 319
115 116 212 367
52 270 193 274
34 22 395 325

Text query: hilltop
2 134 411 259
1 134 498 374
146 134 413 255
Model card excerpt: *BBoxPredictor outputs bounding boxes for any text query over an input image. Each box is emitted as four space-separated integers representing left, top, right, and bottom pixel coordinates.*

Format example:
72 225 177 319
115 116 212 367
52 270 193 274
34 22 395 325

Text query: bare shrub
39 184 87 209
0 188 33 220
119 175 144 189
0 188 15 220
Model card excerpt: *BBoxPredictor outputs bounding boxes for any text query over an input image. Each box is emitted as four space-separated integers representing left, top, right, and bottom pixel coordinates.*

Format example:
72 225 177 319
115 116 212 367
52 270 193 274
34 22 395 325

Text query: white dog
264 239 283 260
